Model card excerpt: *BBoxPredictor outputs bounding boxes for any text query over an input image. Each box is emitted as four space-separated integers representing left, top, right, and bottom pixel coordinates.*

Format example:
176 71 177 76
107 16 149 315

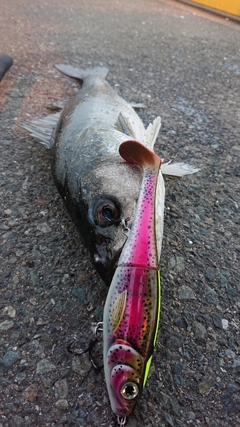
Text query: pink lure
103 140 162 424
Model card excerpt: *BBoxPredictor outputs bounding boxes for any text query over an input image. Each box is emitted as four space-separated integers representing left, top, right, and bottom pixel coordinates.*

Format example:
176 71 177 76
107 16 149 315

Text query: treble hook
67 326 103 372
94 321 103 336
117 416 127 427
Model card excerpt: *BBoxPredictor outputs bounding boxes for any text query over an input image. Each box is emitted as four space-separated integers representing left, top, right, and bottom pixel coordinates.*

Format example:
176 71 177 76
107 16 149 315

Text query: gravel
0 0 239 426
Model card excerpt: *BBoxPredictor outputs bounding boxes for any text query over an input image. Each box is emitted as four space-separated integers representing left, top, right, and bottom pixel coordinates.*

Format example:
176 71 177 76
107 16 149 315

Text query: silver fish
22 65 199 284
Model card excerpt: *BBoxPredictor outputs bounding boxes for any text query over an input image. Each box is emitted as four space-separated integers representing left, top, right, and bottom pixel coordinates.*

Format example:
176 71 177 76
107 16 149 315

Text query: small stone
220 274 228 287
206 341 217 353
54 379 69 399
233 358 240 368
41 375 54 388
0 350 21 372
4 208 12 215
199 377 215 395
206 420 219 427
71 353 92 376
71 403 87 424
193 321 207 341
223 349 236 358
170 398 181 416
174 375 184 386
11 416 24 427
2 306 16 318
173 362 185 375
226 383 240 393
9 256 17 264
36 359 56 374
37 222 52 233
186 411 196 421
204 267 217 281
205 287 217 304
72 287 87 304
178 285 196 300
55 399 69 410
222 319 229 330
159 391 170 407
163 411 174 427
16 372 27 383
168 255 185 273
226 287 239 297
22 384 38 402
30 270 38 286
0 319 14 330
211 313 222 329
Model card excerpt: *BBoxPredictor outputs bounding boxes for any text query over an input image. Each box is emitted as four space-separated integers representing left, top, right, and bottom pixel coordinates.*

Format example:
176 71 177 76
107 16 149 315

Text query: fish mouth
92 240 122 286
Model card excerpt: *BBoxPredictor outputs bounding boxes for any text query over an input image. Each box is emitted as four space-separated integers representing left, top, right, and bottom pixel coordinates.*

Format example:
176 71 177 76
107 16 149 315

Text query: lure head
105 343 144 418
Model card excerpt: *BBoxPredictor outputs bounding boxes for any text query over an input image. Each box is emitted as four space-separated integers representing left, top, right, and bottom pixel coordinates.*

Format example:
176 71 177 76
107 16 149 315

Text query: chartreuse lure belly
103 140 162 425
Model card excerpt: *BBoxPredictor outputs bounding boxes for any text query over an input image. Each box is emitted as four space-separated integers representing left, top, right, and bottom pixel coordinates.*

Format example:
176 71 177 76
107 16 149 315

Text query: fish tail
55 64 109 80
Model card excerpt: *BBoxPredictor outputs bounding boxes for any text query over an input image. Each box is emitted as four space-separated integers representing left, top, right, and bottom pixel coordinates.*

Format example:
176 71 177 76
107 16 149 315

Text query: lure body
103 140 162 421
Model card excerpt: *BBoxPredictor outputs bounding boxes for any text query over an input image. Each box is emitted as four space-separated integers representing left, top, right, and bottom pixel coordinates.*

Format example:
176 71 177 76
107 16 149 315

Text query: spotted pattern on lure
103 140 162 423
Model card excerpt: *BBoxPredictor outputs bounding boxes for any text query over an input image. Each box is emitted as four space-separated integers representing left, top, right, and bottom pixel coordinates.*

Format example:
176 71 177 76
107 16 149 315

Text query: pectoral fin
116 113 134 137
21 112 61 148
161 161 201 176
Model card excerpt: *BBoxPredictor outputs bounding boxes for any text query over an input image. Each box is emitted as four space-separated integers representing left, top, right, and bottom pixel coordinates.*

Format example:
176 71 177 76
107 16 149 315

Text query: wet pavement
0 1 240 426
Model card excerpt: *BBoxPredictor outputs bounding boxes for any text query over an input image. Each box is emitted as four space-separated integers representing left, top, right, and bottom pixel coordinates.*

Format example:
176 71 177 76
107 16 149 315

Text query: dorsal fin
119 139 162 170
145 116 161 149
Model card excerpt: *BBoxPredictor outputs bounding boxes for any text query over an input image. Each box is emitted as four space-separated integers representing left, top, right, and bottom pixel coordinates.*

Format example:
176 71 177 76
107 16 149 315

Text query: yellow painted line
187 0 240 17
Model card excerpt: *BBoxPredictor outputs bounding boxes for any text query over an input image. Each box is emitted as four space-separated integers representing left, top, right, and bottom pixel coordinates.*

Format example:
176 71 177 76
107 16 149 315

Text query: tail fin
119 139 162 171
55 64 109 80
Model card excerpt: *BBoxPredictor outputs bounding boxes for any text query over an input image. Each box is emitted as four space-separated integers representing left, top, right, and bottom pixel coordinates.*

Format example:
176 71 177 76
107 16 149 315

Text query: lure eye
92 198 121 228
120 382 139 400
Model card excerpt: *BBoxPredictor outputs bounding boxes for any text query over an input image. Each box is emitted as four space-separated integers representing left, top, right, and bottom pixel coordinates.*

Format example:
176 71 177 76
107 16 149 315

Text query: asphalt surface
0 1 240 426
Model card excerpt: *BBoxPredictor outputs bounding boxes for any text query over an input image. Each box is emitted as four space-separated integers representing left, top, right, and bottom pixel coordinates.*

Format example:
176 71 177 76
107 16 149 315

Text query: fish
103 139 162 425
22 65 199 284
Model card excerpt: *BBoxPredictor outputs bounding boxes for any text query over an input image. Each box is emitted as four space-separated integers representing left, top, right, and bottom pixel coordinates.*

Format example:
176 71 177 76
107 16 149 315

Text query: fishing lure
103 139 162 425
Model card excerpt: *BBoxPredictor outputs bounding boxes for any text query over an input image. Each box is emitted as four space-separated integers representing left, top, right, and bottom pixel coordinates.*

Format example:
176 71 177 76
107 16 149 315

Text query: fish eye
92 198 121 228
120 381 139 400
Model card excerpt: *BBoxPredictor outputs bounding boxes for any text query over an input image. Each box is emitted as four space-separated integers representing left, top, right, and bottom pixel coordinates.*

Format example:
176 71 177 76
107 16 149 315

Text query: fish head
105 342 144 418
78 162 142 284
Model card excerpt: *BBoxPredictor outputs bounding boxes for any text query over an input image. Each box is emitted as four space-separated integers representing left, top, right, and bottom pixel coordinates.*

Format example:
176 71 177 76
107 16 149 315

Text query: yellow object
189 0 240 17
